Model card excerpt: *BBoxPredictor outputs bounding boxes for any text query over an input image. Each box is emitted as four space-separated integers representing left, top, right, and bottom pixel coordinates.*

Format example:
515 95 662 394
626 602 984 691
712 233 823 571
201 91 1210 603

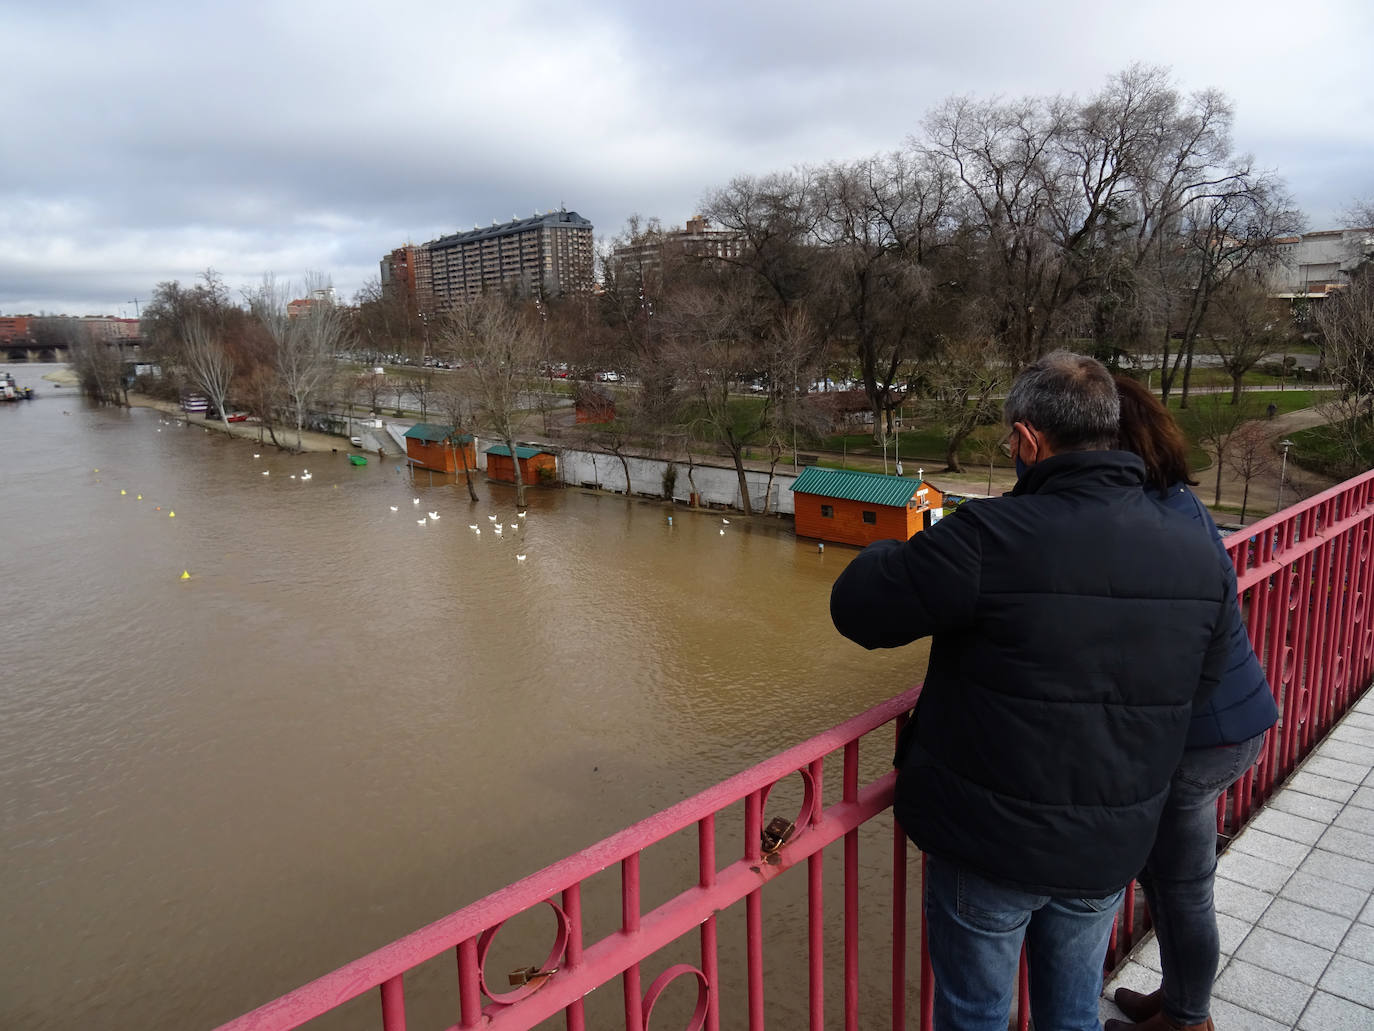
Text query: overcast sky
3 0 1370 316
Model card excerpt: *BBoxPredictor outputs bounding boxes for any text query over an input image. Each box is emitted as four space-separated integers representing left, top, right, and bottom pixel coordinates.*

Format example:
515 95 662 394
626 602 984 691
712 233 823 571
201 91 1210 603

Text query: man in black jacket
830 352 1235 1031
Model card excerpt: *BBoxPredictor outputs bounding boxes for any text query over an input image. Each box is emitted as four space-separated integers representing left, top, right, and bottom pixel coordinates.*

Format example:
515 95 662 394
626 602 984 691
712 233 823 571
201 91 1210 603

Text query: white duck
390 506 399 512
417 518 427 526
428 512 440 520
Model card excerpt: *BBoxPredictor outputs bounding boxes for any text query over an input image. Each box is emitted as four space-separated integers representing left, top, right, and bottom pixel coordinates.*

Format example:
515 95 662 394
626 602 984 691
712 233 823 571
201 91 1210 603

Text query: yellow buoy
181 570 191 580
137 494 142 500
169 511 175 518
120 489 127 495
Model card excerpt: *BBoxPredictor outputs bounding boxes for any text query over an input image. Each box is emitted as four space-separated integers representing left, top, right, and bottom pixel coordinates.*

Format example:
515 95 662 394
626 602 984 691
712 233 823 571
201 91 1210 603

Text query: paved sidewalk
1103 688 1374 1031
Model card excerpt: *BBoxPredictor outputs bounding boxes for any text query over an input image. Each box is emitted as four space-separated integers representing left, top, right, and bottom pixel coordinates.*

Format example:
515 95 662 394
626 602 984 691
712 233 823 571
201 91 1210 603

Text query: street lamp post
1275 439 1295 512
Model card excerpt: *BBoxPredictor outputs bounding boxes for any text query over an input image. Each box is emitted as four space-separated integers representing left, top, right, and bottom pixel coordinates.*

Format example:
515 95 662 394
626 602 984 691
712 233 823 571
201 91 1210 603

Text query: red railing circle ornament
1280 644 1296 687
1289 574 1303 611
474 899 571 1004
1332 654 1345 693
1353 590 1366 626
1295 679 1312 725
758 766 819 840
1364 628 1373 660
641 963 710 1031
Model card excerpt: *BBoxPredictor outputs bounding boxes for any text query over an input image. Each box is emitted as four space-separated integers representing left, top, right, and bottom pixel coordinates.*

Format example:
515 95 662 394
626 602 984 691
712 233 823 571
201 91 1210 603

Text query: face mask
1015 456 1030 480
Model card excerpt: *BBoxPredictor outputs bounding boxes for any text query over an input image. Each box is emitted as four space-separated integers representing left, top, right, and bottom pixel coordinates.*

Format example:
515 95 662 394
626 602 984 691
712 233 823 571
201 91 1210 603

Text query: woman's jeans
1138 733 1266 1025
923 854 1123 1031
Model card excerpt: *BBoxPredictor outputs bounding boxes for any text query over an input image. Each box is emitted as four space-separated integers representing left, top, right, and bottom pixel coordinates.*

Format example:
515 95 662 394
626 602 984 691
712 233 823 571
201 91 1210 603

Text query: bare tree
432 374 482 503
1192 395 1261 506
914 332 1005 472
444 295 547 507
249 274 344 450
1226 421 1275 523
1315 265 1374 475
183 317 235 426
1207 277 1285 403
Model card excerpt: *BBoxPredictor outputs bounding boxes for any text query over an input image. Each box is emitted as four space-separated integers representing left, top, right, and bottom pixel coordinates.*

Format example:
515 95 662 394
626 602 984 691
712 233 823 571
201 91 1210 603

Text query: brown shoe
1105 1012 1214 1031
1113 988 1162 1023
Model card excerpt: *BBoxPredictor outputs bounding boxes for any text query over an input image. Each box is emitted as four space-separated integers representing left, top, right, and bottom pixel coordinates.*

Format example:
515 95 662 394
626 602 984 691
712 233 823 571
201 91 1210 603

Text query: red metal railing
218 470 1374 1031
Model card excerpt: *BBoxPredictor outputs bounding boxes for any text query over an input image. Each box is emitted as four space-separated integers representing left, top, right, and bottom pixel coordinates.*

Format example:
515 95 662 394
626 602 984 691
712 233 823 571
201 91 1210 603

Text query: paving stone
1298 990 1374 1031
1235 926 1337 985
1342 710 1374 728
1317 825 1374 862
1261 898 1355 950
1132 933 1162 973
1316 738 1374 767
1252 807 1333 845
1330 723 1374 748
1218 910 1252 955
1273 789 1348 824
1361 896 1374 926
1338 922 1374 966
1350 786 1374 811
1216 875 1277 922
1317 954 1374 1006
1303 756 1369 784
1299 848 1374 892
1282 871 1371 918
1287 771 1359 803
1221 849 1301 893
1233 828 1315 870
1333 805 1374 837
1214 958 1315 1025
1211 995 1290 1031
1354 691 1374 715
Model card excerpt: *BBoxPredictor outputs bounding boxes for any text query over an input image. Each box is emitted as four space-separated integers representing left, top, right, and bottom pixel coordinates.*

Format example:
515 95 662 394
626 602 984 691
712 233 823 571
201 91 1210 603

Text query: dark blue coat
1155 483 1278 749
830 451 1237 897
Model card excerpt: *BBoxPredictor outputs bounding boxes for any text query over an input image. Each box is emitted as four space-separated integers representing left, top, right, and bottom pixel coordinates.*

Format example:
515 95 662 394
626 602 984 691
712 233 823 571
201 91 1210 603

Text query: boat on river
1 371 34 400
348 454 367 466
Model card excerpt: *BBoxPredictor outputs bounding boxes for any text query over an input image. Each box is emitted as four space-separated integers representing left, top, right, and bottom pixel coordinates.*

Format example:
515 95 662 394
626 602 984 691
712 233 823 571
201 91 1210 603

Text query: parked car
350 436 364 447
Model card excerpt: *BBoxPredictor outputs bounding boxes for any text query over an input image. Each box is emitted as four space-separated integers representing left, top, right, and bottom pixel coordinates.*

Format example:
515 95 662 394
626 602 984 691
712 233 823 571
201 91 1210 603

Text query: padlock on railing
760 816 795 862
508 965 557 988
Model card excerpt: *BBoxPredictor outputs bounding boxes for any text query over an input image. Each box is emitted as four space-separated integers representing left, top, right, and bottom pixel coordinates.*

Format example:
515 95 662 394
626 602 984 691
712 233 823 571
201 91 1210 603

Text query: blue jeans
1137 734 1265 1025
924 854 1123 1031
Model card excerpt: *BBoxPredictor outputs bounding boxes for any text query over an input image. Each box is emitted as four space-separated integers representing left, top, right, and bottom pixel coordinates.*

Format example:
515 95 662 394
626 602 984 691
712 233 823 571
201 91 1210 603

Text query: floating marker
818 542 825 553
168 511 175 518
181 570 191 580
120 489 127 495
667 516 673 525
137 494 142 500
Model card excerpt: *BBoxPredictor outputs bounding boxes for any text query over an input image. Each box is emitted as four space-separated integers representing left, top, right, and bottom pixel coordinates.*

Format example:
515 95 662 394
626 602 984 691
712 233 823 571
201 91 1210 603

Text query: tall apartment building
379 244 434 314
390 210 593 313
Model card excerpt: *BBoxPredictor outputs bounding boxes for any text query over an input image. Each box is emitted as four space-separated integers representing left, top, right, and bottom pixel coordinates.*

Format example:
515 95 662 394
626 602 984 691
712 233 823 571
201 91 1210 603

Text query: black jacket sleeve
829 508 982 650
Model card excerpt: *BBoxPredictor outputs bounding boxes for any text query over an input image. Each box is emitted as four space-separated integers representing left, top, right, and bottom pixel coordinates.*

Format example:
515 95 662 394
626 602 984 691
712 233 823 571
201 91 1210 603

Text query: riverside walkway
1104 689 1374 1031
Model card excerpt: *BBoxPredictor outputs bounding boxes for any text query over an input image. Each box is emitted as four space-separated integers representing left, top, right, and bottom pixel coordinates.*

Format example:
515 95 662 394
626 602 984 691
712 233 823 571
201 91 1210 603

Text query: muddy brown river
0 366 929 1029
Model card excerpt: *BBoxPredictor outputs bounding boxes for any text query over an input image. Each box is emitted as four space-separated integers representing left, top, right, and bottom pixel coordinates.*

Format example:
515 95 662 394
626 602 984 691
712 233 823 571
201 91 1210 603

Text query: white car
349 436 364 447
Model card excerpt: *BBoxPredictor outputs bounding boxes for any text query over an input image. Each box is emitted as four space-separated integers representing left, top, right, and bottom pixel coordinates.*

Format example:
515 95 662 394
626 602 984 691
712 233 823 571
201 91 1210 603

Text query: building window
820 504 834 518
862 510 877 524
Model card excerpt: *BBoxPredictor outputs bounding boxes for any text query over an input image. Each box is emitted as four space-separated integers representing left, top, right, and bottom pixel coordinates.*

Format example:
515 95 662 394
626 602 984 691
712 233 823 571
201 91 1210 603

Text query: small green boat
348 454 367 466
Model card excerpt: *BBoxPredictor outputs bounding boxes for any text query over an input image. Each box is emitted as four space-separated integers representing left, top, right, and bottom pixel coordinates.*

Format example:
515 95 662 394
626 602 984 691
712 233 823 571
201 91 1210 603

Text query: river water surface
1 366 929 1030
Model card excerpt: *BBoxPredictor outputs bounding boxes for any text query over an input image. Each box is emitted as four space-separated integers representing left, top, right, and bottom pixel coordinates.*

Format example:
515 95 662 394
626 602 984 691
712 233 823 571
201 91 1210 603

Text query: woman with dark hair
1106 376 1279 1031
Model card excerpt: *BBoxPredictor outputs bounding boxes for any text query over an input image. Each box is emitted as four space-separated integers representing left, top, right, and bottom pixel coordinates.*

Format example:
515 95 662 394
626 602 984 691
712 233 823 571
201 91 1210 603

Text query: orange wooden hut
404 423 476 474
485 444 557 485
790 466 944 547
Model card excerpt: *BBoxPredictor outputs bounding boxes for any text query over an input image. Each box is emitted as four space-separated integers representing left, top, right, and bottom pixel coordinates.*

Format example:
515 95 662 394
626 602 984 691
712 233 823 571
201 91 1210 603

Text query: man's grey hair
1003 350 1120 452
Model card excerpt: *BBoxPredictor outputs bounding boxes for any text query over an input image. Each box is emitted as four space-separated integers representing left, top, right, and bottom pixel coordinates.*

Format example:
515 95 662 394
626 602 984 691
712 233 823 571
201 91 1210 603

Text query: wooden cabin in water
404 423 476 474
790 467 944 547
485 444 557 485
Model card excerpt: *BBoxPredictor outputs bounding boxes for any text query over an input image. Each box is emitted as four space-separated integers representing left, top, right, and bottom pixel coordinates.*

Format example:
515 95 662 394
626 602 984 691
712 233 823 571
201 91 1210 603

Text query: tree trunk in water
510 440 527 507
617 453 632 495
686 454 699 509
762 459 778 517
455 442 479 502
730 448 754 516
